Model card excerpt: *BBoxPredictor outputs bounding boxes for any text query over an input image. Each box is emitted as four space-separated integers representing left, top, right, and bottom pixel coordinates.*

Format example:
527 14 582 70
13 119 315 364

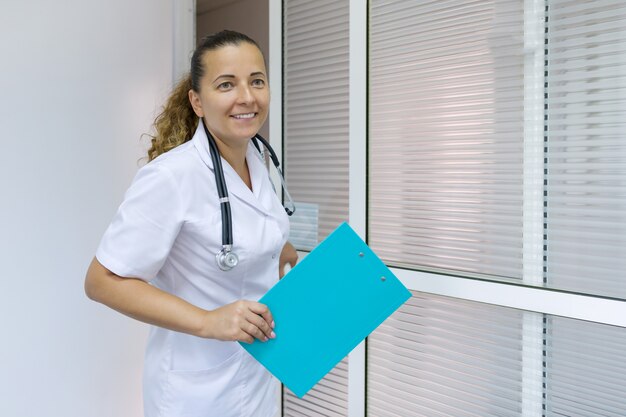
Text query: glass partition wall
279 0 626 415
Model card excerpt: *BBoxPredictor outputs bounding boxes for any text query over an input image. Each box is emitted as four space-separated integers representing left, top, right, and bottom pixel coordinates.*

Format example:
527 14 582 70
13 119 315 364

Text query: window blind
368 291 626 417
544 0 626 298
282 358 349 417
367 292 543 416
282 2 350 413
545 316 626 416
283 0 350 245
367 1 626 416
369 0 526 281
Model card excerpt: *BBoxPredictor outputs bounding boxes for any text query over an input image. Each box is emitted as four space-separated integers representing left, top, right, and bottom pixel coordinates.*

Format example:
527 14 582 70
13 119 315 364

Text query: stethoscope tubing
252 135 295 216
201 118 294 271
203 120 234 248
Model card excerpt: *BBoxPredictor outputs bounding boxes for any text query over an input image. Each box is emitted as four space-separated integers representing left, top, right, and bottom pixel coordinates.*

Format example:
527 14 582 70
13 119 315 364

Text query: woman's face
189 42 269 147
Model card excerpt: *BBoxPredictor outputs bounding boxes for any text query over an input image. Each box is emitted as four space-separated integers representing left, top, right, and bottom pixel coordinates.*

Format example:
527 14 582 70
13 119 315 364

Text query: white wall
0 1 177 416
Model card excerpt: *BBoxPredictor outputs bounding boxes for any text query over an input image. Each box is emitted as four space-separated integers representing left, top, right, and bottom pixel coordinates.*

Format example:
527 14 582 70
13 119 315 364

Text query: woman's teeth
232 113 255 119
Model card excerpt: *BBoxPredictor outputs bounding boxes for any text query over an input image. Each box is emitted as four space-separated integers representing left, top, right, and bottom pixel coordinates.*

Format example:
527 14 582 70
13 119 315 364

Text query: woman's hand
279 241 298 278
204 300 276 344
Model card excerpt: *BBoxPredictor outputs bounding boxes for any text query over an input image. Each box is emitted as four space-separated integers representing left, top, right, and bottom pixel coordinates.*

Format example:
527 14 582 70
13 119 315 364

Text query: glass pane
283 0 350 246
368 292 543 416
368 0 525 281
544 0 626 298
283 358 349 417
545 316 626 416
368 291 626 417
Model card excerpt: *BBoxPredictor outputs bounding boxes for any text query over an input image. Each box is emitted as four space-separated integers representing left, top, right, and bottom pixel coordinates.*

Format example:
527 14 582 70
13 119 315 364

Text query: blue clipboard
240 222 411 398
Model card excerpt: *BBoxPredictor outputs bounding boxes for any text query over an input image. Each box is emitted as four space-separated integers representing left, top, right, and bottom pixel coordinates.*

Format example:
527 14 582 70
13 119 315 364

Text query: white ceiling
196 0 242 15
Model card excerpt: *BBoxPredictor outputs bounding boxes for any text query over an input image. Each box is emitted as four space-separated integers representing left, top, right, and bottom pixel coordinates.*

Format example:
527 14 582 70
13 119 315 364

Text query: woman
85 30 297 417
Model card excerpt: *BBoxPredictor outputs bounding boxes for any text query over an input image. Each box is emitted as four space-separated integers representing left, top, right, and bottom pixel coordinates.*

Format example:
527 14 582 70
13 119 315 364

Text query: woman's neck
214 138 252 191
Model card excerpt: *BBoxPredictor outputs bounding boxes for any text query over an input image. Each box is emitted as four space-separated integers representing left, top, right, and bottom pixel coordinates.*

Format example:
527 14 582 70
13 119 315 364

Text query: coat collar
192 120 274 216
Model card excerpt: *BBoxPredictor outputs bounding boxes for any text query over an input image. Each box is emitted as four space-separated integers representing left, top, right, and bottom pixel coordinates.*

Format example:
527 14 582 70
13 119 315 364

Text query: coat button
272 254 276 259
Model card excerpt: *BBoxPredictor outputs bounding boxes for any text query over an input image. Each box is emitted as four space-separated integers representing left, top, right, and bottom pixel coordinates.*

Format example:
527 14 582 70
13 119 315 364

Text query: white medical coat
96 121 289 417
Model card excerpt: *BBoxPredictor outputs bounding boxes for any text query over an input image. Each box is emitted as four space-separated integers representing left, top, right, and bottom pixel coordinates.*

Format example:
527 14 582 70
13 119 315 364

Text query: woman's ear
188 89 204 117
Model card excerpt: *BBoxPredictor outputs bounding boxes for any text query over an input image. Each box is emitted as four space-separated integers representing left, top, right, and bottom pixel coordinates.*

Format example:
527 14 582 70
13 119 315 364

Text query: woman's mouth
231 112 256 119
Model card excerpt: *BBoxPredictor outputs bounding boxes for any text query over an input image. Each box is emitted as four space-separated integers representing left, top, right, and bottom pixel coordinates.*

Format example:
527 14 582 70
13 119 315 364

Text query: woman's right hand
204 300 276 344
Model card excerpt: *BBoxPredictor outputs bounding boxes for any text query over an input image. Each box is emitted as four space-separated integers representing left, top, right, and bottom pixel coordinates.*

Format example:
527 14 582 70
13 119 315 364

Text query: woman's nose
237 85 254 104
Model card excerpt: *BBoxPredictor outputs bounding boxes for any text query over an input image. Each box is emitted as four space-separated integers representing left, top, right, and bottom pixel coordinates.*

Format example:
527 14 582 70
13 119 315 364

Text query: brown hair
146 30 262 161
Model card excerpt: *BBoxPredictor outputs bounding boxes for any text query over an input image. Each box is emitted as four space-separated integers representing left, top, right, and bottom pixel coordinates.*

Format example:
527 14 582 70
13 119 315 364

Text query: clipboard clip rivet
381 276 386 282
359 252 364 257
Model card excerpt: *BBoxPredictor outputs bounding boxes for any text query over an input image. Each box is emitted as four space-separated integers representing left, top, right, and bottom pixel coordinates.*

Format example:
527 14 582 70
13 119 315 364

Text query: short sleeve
96 162 183 281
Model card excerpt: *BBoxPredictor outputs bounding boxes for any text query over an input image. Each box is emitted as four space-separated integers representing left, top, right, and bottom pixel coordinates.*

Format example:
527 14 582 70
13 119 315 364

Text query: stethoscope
201 118 296 271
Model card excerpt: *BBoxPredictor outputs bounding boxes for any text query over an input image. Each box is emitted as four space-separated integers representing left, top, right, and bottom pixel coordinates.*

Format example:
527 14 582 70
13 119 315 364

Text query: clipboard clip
358 252 385 281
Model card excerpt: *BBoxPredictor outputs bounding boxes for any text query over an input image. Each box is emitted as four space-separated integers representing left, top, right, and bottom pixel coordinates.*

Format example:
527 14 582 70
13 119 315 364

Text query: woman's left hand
279 241 298 278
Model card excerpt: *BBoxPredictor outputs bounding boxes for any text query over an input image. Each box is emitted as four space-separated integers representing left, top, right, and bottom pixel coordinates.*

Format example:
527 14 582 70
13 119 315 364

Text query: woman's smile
231 112 257 120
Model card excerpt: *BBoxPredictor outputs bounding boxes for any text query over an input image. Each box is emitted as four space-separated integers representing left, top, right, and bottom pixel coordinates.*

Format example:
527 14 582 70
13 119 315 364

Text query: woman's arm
84 257 275 343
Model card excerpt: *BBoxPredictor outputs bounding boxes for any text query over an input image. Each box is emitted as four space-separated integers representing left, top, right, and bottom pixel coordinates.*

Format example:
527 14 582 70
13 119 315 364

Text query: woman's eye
252 79 265 88
218 82 233 90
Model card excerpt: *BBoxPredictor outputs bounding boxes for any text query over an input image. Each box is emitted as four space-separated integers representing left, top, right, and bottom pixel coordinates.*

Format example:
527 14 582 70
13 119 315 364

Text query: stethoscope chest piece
216 248 239 271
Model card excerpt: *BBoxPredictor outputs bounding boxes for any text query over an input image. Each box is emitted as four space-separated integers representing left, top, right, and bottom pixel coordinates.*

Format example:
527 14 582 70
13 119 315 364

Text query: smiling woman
147 31 267 163
188 41 270 187
84 30 297 417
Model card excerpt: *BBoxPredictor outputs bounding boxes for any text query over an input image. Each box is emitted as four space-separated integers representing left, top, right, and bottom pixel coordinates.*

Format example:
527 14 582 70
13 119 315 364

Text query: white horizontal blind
545 0 626 298
283 0 350 245
282 358 349 417
367 292 542 416
282 2 350 414
368 291 626 417
369 0 526 281
545 316 626 416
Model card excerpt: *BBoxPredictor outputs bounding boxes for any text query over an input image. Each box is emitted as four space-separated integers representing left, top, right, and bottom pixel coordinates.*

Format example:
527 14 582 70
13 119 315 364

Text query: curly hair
147 74 197 161
146 30 262 161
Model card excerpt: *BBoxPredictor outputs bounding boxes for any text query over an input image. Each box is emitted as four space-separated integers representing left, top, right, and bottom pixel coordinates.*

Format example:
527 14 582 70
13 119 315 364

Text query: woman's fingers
208 300 275 343
247 301 274 331
239 320 267 344
246 310 276 341
238 331 254 345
